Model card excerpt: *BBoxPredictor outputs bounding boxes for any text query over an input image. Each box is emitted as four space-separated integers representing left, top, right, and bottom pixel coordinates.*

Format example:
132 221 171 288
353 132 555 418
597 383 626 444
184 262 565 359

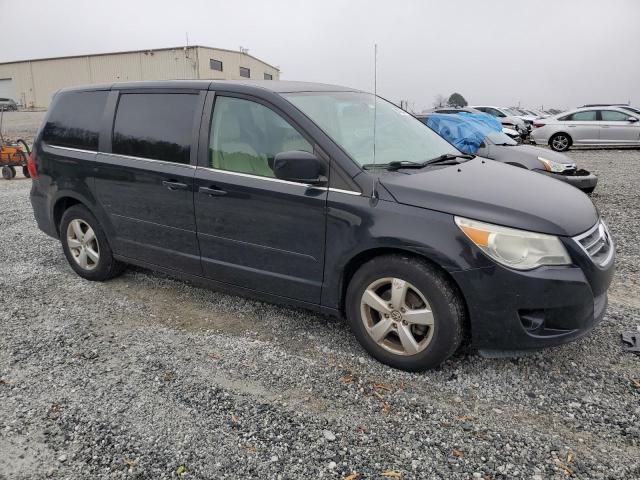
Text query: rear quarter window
42 91 108 150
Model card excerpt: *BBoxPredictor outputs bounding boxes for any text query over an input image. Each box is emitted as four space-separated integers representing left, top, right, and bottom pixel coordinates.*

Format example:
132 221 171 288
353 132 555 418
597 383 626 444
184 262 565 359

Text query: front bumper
538 169 598 192
451 240 614 351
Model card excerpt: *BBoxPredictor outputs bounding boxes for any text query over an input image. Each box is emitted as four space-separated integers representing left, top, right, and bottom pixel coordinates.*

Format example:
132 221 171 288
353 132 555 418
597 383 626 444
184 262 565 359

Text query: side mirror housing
273 151 327 185
628 116 639 123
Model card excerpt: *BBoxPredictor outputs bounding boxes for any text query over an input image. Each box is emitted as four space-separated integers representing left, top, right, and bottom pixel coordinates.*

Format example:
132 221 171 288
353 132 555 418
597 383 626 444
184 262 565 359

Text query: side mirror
627 116 639 123
273 151 327 185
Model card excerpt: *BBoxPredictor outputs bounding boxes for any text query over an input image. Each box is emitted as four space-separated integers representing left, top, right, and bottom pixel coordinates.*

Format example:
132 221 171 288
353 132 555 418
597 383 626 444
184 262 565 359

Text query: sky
1 0 639 112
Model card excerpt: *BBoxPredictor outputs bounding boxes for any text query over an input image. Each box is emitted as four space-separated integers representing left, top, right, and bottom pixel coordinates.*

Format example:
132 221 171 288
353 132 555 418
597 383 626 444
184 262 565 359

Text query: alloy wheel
66 219 100 270
360 277 435 356
552 135 569 151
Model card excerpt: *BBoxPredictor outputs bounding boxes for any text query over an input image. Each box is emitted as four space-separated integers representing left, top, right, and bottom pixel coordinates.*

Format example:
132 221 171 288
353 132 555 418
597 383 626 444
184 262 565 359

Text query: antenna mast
372 43 378 198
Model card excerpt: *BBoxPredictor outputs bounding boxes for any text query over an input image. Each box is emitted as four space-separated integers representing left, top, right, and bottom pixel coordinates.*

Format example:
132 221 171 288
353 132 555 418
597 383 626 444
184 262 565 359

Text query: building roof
0 45 280 71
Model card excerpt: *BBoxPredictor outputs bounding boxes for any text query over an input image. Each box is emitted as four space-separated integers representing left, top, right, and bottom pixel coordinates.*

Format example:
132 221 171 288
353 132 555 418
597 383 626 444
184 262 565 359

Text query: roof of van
60 80 362 94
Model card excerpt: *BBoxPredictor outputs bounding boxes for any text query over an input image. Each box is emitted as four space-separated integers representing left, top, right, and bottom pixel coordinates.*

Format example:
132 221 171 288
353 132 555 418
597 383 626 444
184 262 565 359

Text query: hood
379 158 598 237
487 143 576 168
503 116 526 127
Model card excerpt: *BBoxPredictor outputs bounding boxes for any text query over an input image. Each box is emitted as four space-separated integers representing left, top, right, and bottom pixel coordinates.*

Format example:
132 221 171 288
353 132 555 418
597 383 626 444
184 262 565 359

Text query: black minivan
30 80 615 371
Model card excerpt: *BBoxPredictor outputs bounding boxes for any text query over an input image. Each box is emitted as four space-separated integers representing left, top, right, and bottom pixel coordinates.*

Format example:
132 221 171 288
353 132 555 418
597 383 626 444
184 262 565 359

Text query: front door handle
199 186 227 196
162 180 189 191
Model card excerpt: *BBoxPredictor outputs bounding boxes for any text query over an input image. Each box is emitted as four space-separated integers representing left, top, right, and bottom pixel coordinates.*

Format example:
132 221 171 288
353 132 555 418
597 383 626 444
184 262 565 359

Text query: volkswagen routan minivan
29 81 615 371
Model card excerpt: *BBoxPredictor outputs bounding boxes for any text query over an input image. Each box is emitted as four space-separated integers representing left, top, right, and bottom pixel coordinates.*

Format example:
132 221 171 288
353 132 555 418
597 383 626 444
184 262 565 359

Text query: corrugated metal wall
0 47 279 108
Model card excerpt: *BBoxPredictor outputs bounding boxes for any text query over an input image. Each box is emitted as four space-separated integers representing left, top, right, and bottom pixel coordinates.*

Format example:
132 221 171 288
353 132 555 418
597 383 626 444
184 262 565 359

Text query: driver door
598 109 640 144
193 93 329 304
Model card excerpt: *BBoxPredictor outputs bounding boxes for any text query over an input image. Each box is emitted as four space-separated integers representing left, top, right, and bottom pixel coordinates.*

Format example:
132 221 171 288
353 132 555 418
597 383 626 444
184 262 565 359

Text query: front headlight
538 156 574 173
455 217 571 270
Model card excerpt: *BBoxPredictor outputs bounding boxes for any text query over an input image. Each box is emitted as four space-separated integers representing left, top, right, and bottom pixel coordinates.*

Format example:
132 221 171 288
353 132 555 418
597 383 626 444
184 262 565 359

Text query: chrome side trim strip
196 166 362 195
100 152 197 169
47 146 363 195
48 145 197 169
328 187 362 196
48 145 97 155
197 166 311 187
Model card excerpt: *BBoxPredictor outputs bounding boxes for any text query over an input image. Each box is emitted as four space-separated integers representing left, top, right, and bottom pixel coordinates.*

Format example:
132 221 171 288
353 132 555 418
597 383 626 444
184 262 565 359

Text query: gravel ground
1 113 639 479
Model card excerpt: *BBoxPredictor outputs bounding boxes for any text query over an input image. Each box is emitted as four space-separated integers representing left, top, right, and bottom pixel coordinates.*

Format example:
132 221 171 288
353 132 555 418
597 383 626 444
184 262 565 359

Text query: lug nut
384 313 389 318
400 307 406 313
402 320 408 326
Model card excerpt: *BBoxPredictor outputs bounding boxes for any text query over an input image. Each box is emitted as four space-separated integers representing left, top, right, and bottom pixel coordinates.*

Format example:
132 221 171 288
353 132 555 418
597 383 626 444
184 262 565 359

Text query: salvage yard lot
0 112 639 479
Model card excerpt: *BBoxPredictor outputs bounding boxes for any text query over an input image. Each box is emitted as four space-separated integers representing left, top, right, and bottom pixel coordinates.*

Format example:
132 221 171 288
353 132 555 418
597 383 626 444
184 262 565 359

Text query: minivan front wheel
346 255 465 371
550 133 571 152
60 205 125 281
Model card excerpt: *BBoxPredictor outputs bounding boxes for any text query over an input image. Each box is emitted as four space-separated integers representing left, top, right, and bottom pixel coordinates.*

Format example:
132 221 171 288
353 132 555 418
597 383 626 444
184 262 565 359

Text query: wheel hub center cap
391 310 403 321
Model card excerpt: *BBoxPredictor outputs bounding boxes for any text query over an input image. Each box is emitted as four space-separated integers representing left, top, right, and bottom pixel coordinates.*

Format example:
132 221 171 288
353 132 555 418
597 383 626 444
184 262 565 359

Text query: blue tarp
423 113 500 155
457 112 502 132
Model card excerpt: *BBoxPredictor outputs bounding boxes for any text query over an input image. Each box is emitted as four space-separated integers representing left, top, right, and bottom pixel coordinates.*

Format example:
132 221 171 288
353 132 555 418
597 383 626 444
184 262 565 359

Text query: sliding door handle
162 180 189 191
199 186 227 196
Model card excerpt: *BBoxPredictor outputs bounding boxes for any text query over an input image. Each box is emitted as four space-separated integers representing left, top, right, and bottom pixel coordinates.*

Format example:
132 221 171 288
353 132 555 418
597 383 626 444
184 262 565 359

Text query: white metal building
0 46 280 109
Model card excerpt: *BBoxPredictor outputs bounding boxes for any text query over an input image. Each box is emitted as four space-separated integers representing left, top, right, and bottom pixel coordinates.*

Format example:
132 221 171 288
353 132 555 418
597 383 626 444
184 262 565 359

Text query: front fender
320 193 493 310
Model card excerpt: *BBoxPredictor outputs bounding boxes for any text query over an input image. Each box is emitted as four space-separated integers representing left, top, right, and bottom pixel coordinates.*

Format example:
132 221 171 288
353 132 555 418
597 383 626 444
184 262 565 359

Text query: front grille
574 220 614 267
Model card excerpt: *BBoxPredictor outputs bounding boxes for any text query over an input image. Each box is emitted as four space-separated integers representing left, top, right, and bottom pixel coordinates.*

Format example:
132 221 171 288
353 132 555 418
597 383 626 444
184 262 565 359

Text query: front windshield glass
284 91 459 167
486 129 517 145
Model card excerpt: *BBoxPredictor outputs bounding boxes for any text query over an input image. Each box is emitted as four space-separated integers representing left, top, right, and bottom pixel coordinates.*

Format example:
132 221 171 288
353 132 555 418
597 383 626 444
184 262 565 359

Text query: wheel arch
51 193 95 236
549 131 573 146
339 247 470 334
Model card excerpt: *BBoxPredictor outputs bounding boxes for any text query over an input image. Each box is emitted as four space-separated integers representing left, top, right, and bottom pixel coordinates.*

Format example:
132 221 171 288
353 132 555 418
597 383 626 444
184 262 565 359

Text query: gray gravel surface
0 114 639 479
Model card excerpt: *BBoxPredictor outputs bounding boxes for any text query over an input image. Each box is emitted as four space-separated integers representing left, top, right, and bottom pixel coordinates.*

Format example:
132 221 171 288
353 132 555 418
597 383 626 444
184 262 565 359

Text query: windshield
486 130 517 145
284 91 459 167
622 106 640 115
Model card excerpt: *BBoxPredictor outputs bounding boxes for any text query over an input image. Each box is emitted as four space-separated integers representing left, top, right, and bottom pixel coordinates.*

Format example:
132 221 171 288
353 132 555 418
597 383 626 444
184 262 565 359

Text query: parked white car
530 106 640 151
506 107 537 125
471 106 528 138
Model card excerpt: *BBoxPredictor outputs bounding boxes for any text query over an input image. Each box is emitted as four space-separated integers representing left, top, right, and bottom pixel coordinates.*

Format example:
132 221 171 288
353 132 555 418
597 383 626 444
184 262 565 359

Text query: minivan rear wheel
346 255 465 371
60 205 125 281
550 133 571 152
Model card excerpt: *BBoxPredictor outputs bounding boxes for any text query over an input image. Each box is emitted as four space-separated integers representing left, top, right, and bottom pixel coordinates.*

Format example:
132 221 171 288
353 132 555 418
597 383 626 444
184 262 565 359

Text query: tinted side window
210 96 312 177
567 111 597 121
112 93 198 164
42 91 108 150
600 110 628 121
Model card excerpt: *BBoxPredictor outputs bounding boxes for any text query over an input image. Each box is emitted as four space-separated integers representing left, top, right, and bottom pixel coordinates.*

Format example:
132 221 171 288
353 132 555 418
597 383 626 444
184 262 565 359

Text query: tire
549 133 571 152
60 205 125 281
22 166 30 178
2 166 16 180
345 254 465 371
583 187 595 195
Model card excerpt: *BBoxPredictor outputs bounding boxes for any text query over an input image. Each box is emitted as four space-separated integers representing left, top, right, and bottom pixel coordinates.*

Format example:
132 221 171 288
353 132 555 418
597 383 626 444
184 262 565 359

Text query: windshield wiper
363 154 474 171
362 161 422 171
421 153 475 166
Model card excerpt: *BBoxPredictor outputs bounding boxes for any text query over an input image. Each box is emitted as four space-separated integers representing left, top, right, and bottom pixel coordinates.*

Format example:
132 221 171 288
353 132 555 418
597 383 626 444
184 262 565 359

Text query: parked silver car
471 105 528 138
530 106 640 151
